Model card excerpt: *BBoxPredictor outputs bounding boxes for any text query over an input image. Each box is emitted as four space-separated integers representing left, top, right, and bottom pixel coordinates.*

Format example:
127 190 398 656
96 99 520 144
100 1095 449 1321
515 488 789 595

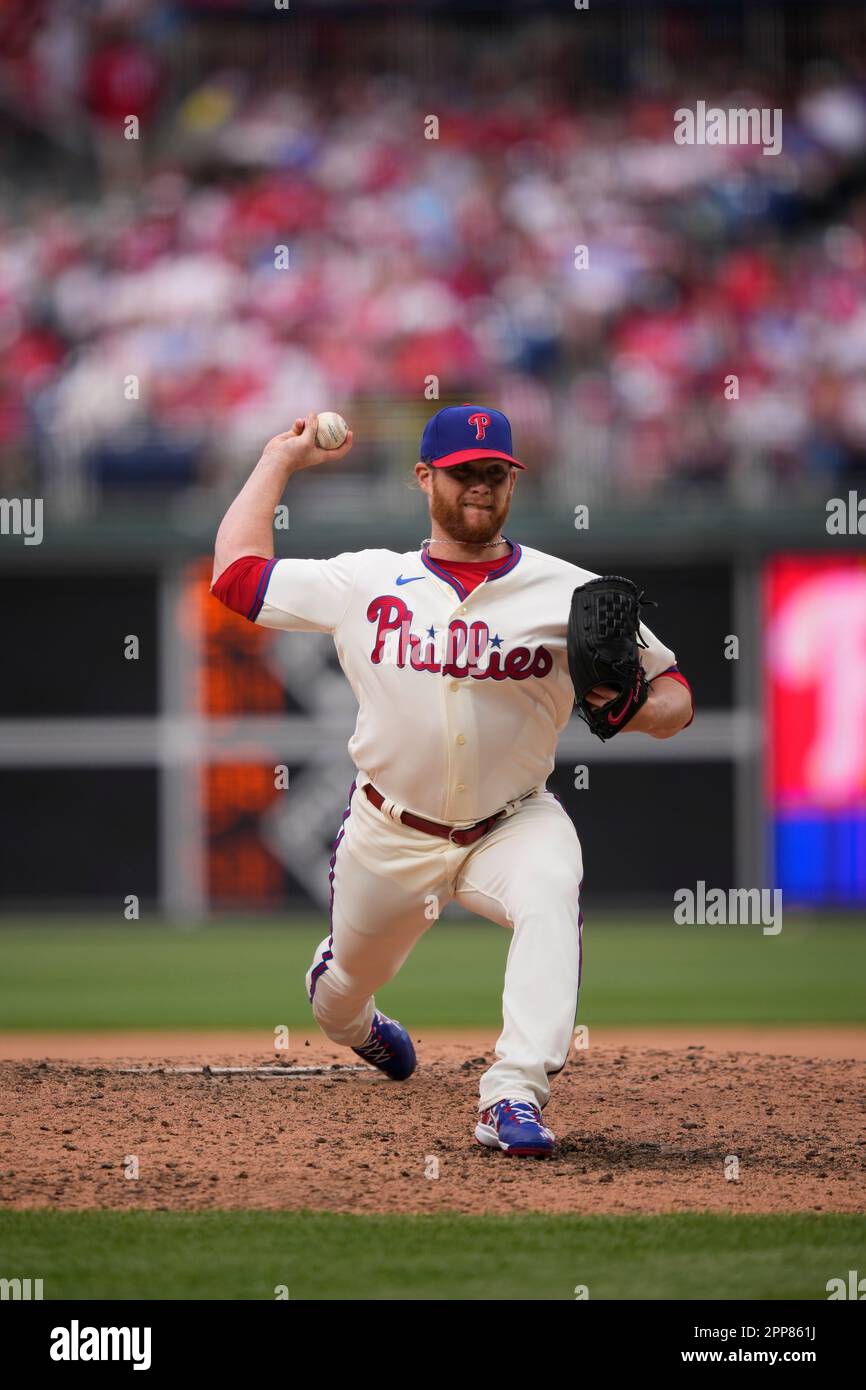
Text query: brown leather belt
363 782 533 847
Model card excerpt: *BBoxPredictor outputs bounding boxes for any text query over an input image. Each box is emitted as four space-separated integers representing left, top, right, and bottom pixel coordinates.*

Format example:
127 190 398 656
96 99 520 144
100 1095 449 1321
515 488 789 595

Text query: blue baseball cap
419 404 526 470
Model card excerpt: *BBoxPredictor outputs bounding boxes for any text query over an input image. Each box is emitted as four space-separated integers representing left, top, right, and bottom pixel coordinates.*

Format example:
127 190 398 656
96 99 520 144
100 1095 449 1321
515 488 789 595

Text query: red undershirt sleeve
211 555 276 622
652 665 695 728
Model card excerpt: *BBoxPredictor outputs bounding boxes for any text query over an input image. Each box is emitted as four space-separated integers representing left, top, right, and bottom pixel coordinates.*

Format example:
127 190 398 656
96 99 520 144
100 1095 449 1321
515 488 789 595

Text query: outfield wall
1 514 862 914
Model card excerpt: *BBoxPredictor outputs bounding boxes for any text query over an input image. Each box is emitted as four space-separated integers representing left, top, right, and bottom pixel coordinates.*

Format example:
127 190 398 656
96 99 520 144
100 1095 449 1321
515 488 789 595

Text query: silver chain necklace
421 536 506 550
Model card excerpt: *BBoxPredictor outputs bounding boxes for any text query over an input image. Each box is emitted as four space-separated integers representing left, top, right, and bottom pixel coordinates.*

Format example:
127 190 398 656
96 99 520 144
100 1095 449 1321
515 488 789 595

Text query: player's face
428 459 516 543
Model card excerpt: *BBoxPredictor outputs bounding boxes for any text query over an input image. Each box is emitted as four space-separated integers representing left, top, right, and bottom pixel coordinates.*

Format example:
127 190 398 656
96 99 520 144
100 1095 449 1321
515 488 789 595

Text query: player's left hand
584 683 619 709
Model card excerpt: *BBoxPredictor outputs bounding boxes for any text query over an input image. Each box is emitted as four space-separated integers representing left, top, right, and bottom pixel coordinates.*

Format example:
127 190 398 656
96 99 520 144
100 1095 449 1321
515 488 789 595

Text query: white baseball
315 412 349 450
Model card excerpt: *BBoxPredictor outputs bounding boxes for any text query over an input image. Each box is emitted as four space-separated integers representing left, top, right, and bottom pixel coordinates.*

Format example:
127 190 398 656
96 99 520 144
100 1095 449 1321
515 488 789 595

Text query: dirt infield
2 1029 864 1216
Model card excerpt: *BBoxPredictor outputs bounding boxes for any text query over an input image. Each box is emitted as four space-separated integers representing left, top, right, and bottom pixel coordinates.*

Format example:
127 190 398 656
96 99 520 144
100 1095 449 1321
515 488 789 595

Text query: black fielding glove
567 576 654 741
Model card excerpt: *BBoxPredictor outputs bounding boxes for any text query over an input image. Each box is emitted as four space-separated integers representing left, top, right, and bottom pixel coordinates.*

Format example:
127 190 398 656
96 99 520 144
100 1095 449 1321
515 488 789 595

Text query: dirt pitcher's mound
2 1024 865 1061
1 1035 864 1216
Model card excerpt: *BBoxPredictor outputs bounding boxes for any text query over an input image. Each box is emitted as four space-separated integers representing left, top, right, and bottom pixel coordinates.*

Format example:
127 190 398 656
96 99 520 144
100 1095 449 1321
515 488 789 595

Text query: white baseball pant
305 780 584 1112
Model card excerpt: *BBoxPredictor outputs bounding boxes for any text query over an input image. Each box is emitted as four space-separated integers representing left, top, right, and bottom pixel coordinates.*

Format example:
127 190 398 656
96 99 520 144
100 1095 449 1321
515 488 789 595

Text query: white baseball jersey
249 539 678 824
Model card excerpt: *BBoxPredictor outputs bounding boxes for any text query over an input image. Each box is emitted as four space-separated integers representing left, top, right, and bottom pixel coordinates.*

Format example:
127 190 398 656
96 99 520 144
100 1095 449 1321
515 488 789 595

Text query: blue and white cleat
475 1099 555 1157
351 1010 417 1081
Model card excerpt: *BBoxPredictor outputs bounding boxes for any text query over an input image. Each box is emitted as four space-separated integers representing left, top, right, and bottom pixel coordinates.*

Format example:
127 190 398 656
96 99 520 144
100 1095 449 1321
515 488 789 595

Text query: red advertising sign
765 555 866 810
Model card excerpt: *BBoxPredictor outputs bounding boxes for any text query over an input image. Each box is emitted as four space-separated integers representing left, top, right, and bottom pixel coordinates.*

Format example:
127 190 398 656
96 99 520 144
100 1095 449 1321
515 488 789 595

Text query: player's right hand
584 683 619 709
260 413 354 474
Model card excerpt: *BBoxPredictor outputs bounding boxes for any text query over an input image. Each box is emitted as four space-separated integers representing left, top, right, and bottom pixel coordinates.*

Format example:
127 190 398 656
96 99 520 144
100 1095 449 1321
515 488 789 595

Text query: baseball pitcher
212 405 693 1156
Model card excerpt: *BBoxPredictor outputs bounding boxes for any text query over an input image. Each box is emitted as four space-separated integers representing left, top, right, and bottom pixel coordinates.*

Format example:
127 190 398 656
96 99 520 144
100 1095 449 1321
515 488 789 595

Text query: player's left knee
531 859 583 903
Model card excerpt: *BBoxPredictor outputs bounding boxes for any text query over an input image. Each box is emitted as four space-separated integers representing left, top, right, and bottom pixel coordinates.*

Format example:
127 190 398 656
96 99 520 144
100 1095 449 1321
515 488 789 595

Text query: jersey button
449 681 459 692
456 734 466 745
459 606 467 614
456 783 465 792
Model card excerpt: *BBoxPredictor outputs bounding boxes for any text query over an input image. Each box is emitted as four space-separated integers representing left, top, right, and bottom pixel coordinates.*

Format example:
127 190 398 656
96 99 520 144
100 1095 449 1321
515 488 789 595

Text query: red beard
429 480 510 544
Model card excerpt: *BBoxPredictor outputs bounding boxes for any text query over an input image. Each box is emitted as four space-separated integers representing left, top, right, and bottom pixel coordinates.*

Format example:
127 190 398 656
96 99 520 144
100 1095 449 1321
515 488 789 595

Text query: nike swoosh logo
395 575 425 585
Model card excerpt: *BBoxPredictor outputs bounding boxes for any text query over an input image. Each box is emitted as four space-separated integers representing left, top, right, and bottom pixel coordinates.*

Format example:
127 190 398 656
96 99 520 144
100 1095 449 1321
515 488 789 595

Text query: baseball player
212 405 693 1156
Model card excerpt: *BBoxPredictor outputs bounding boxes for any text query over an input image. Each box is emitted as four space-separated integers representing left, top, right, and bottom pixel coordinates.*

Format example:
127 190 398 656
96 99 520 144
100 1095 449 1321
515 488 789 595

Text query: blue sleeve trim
247 557 279 622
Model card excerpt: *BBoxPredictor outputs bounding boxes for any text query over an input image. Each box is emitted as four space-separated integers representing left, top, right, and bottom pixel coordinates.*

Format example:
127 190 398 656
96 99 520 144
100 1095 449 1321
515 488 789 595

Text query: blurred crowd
3 0 866 514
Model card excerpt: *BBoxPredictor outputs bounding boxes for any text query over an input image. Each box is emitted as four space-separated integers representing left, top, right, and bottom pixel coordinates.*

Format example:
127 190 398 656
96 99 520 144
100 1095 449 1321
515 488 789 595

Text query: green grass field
0 914 864 1031
1 1210 863 1300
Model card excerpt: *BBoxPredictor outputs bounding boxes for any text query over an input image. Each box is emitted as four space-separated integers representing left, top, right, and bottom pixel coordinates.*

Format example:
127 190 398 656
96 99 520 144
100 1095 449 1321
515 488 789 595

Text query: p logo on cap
468 412 490 440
